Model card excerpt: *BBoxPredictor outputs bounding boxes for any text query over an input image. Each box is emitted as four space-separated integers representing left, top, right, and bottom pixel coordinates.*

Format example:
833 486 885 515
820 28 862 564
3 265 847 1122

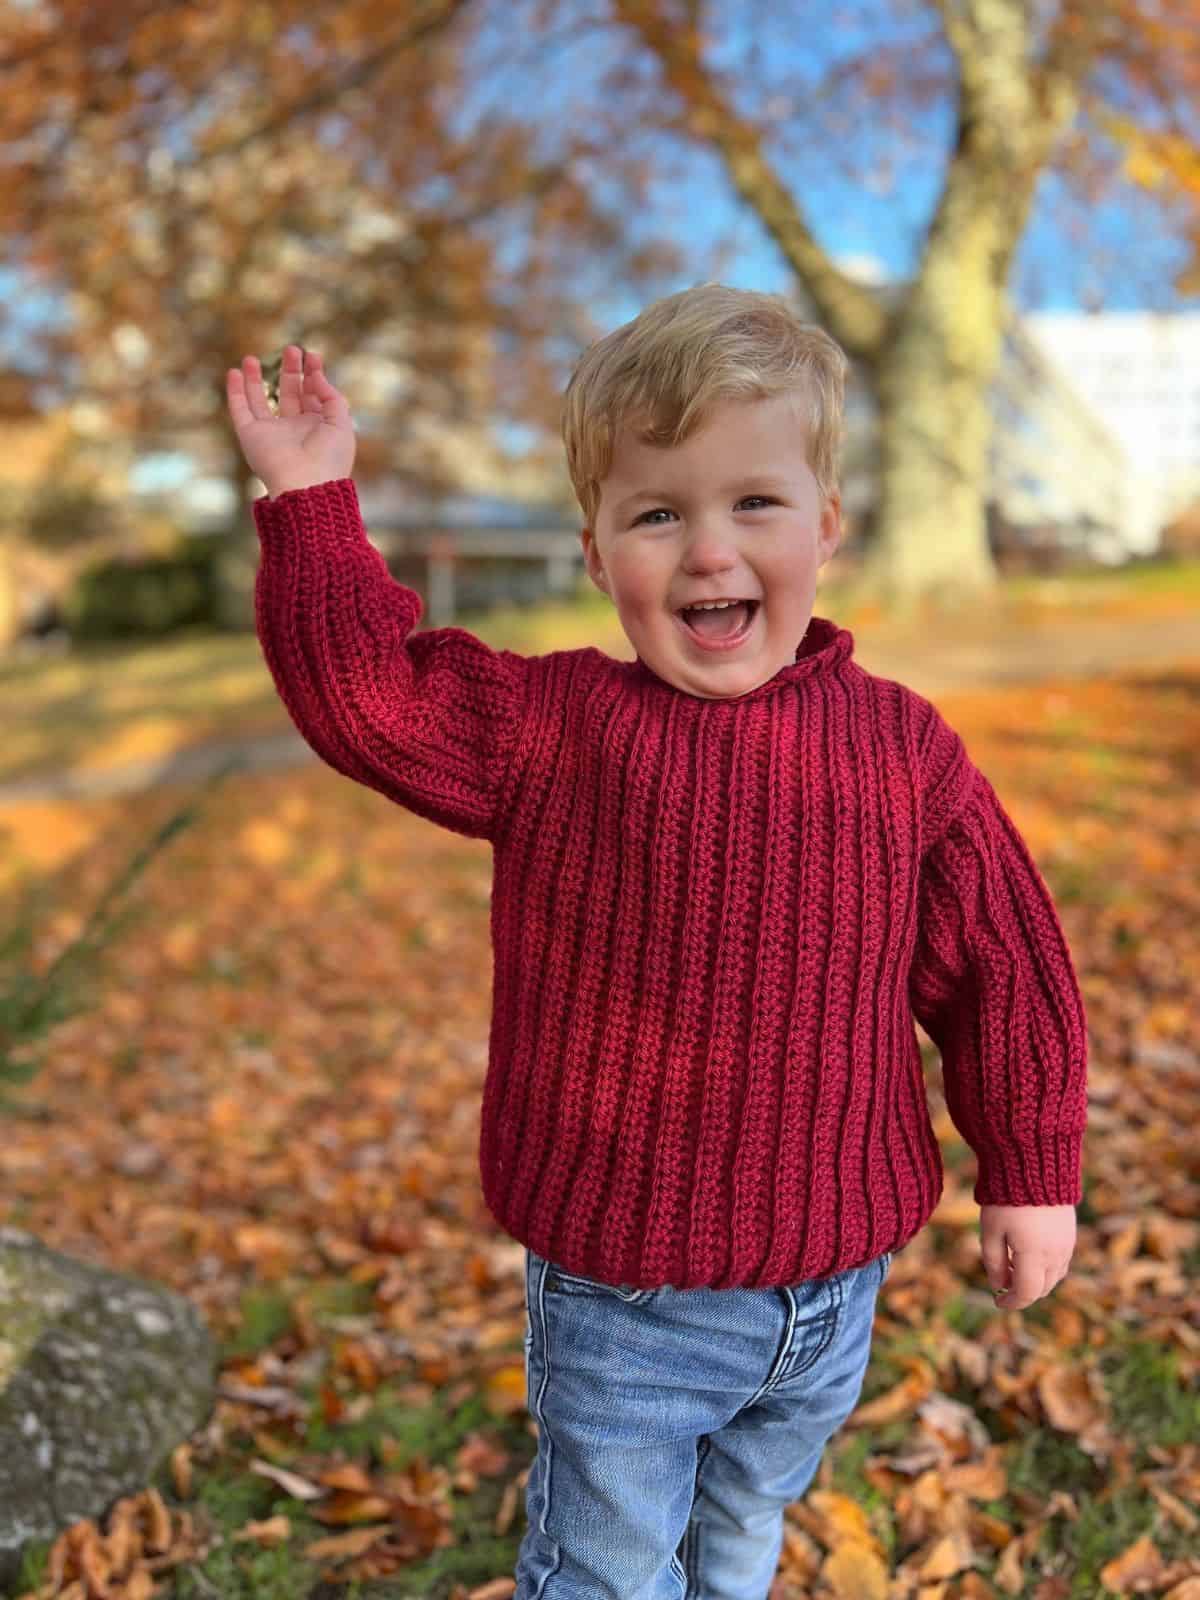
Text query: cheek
609 554 664 612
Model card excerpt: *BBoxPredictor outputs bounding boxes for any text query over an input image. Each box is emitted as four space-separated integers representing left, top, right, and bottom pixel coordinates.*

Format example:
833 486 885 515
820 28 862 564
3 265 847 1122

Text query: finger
982 1237 1011 1295
997 1257 1042 1311
225 367 257 430
305 353 351 422
277 344 305 419
240 354 273 422
302 348 324 412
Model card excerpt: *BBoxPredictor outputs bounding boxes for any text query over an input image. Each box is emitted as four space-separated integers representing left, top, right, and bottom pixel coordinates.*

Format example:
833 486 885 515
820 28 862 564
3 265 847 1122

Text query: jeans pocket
542 1264 658 1305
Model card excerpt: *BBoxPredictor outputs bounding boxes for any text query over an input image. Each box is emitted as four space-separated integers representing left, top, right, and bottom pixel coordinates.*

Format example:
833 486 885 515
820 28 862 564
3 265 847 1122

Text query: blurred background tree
531 0 1199 610
0 0 683 641
0 0 1196 640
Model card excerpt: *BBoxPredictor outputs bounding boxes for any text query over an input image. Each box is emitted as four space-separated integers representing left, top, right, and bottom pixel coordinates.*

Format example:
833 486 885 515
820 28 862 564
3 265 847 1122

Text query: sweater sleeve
252 478 531 843
908 743 1089 1209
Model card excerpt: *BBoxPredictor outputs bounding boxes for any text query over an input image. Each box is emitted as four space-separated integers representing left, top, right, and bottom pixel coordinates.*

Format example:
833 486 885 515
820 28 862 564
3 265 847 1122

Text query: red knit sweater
252 479 1089 1291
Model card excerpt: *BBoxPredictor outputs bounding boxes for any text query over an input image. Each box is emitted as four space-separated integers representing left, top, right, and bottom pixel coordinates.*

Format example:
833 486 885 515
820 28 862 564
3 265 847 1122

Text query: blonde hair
561 282 848 529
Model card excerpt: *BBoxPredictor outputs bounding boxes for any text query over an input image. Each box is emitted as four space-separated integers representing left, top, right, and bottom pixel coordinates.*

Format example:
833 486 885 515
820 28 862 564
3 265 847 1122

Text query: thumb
981 1234 1012 1294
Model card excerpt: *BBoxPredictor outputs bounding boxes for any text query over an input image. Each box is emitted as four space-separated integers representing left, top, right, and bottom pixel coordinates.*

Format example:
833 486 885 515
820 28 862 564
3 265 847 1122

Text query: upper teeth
687 599 744 610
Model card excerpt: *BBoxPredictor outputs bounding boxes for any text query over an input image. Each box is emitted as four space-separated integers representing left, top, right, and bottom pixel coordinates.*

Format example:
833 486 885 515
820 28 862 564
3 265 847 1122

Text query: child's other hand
225 345 356 497
980 1203 1076 1310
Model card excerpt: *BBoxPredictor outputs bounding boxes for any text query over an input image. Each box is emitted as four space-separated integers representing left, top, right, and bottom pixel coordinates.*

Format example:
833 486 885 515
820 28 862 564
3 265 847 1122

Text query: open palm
225 344 356 495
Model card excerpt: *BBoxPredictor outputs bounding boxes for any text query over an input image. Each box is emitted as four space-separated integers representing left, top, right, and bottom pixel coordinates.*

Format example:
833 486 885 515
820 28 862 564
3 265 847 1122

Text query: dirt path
854 609 1199 697
0 611 1195 807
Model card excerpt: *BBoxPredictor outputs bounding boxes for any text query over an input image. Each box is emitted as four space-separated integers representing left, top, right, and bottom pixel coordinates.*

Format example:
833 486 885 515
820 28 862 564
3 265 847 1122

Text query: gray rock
0 1227 218 1591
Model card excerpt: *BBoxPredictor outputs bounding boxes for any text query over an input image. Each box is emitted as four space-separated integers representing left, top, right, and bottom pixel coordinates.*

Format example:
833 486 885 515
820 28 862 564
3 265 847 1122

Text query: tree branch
194 0 475 168
611 0 889 365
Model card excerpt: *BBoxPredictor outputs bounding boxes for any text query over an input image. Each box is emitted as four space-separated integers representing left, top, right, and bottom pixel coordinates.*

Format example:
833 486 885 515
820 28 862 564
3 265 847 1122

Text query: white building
1024 312 1200 553
831 299 1131 565
990 315 1132 564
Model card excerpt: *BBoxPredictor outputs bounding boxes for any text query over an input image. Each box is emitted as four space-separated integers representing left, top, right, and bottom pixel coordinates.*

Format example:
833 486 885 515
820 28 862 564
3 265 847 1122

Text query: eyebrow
611 477 794 515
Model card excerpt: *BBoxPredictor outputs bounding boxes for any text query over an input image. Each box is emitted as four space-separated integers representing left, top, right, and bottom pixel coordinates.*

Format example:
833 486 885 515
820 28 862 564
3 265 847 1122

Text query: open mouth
675 599 760 649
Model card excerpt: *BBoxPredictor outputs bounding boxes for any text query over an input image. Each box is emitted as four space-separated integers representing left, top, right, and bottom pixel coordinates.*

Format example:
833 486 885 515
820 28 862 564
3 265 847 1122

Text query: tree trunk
855 88 1041 616
610 0 1106 617
861 275 1008 615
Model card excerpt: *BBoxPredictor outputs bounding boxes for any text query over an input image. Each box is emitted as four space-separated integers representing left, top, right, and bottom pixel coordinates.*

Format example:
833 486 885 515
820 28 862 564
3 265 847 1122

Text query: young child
227 283 1088 1600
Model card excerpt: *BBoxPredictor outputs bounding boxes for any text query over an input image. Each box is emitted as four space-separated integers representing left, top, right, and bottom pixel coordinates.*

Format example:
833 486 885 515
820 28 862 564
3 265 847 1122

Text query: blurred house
1024 311 1200 555
987 316 1132 568
827 291 1132 572
353 479 582 624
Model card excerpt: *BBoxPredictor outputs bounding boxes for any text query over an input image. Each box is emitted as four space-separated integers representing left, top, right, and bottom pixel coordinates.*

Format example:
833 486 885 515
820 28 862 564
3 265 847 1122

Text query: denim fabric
514 1246 893 1600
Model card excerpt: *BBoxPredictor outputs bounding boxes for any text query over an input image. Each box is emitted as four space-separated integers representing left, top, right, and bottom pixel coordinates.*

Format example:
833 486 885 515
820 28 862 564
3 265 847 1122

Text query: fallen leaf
249 1459 326 1500
1100 1533 1164 1591
233 1514 292 1548
822 1540 889 1600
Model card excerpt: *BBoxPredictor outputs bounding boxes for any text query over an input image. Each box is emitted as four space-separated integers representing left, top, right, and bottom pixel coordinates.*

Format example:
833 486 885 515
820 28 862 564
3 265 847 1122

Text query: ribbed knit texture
253 478 1089 1290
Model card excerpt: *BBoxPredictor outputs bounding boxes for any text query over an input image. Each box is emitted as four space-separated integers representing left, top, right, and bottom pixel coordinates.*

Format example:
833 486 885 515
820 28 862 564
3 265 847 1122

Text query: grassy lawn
1 555 1197 790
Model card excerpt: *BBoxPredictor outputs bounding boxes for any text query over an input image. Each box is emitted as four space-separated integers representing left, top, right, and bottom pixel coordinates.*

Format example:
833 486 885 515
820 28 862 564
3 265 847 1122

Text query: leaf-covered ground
1 617 1198 1599
2 555 1198 798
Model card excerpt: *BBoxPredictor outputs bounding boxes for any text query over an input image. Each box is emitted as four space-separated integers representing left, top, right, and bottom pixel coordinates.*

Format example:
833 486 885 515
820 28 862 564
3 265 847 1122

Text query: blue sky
5 3 1197 490
454 0 1199 333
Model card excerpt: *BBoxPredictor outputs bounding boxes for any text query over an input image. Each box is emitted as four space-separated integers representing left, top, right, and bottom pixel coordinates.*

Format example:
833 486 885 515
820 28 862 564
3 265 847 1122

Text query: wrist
263 477 336 499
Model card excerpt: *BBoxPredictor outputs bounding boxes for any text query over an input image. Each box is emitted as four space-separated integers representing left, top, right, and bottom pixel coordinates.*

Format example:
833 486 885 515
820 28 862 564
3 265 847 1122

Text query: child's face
580 393 842 699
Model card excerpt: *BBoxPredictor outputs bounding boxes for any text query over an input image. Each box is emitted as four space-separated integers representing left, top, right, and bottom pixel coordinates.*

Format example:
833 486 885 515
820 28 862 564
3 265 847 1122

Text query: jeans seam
525 1252 563 1599
782 1270 844 1381
680 1432 711 1599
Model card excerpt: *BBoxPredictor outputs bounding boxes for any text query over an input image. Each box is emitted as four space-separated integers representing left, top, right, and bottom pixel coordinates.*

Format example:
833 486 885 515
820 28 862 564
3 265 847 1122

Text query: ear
817 491 842 566
579 526 611 595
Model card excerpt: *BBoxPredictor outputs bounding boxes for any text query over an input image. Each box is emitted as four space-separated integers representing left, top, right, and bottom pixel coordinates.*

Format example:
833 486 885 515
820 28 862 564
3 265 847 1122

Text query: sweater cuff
972 1128 1085 1208
252 478 369 554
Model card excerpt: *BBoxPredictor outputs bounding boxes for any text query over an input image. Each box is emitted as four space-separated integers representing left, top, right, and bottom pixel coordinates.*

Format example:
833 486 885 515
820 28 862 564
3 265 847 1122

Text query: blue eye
633 496 776 526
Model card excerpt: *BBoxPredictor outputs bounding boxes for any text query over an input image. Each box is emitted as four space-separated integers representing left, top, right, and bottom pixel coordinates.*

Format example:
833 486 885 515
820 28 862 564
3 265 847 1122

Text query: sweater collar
631 615 854 702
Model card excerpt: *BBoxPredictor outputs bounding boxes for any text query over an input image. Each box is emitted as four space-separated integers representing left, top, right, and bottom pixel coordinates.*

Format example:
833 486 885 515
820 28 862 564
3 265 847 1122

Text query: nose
680 515 741 573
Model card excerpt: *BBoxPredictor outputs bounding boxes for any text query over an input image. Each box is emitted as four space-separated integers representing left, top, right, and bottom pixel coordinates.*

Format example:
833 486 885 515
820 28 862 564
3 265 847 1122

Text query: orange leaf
1037 1364 1106 1434
304 1525 394 1561
232 1515 292 1548
102 1498 142 1576
170 1443 194 1500
822 1540 889 1599
806 1490 875 1548
918 1530 977 1582
1100 1533 1164 1591
483 1361 529 1416
318 1462 376 1492
456 1431 512 1477
312 1491 395 1525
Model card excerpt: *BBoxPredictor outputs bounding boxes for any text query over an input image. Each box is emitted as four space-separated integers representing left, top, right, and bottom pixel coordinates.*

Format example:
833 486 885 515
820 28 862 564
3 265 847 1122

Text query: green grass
1005 553 1200 604
169 1465 335 1600
301 1386 523 1473
220 1275 379 1362
220 1285 297 1361
1101 1335 1200 1449
4 554 1199 791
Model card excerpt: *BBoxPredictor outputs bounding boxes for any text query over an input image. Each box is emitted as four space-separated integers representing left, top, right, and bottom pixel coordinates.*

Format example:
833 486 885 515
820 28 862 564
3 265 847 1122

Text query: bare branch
196 0 476 168
611 0 889 364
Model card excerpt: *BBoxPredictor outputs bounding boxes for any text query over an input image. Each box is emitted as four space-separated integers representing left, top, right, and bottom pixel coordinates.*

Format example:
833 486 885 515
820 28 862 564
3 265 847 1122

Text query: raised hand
225 345 356 498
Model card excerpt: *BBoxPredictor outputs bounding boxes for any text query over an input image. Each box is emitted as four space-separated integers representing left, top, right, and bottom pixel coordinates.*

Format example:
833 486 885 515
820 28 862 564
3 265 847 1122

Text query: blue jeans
514 1245 893 1600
